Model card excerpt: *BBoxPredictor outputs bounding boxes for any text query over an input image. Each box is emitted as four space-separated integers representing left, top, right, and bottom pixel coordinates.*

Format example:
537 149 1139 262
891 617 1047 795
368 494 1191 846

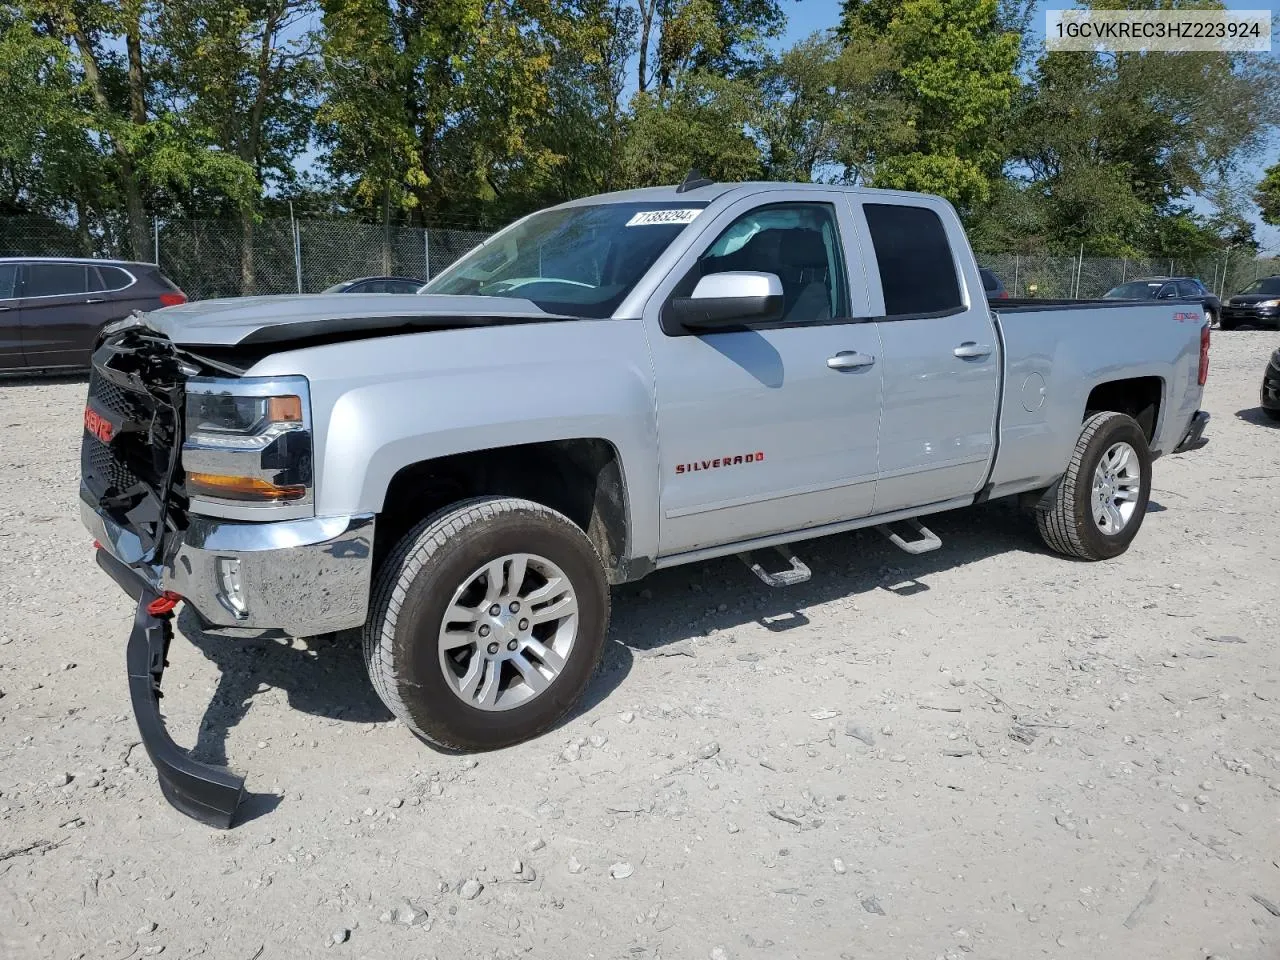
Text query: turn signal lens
186 472 307 502
266 395 303 422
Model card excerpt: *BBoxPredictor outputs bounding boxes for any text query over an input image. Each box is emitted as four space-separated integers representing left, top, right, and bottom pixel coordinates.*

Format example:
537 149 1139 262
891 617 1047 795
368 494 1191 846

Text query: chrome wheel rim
1091 441 1141 535
437 553 578 712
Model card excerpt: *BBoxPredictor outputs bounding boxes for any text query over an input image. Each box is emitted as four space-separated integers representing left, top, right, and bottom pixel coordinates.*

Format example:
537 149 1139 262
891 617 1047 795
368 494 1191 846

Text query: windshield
1104 281 1162 299
422 202 709 318
1240 277 1280 296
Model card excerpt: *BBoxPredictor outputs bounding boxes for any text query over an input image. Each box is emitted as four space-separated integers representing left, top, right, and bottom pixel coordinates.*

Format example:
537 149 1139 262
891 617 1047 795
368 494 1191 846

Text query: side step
876 518 942 555
739 546 812 588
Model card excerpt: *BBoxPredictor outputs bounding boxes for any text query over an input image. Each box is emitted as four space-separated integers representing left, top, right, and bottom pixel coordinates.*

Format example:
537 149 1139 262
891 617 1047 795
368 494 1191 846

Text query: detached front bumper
80 487 375 636
83 494 377 826
94 548 247 827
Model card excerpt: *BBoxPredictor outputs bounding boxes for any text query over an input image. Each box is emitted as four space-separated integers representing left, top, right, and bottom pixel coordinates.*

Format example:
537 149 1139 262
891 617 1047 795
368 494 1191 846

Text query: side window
694 203 849 324
97 266 134 291
1176 280 1201 297
1157 283 1177 299
863 203 962 316
0 264 16 299
24 263 90 298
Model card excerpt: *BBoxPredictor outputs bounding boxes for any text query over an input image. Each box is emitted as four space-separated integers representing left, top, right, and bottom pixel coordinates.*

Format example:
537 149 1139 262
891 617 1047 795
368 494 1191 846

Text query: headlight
1257 299 1280 309
183 376 313 508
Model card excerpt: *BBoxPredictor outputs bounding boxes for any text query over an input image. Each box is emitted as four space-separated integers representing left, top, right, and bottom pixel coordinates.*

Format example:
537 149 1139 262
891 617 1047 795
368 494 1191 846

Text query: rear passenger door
853 199 1001 513
17 262 101 368
0 264 21 370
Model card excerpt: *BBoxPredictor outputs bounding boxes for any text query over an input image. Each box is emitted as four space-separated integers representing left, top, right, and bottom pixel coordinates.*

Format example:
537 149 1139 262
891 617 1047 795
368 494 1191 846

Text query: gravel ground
1 329 1278 960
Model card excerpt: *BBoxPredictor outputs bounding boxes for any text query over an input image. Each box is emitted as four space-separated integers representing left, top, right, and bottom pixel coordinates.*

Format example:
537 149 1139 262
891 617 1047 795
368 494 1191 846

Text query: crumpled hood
140 293 571 347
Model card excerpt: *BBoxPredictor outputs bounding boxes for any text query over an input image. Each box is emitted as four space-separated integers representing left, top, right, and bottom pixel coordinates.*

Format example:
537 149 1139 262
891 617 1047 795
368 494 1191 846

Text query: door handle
827 350 876 370
85 298 105 304
953 342 992 359
0 306 11 312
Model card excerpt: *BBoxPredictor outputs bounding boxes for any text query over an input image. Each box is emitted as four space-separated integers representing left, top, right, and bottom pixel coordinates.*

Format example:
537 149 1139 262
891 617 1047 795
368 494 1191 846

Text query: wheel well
1084 376 1162 442
376 439 630 582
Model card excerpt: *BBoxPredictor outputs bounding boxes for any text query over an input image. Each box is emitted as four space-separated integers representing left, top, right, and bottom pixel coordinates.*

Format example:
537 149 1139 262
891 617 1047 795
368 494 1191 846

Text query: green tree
1009 23 1280 255
622 73 763 186
154 0 316 291
0 6 110 240
757 30 910 185
1258 163 1280 228
319 0 575 226
839 0 1020 209
635 0 783 93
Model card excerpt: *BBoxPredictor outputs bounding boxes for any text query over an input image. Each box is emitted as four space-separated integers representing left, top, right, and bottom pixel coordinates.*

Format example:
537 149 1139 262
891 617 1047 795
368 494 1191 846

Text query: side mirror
670 271 784 329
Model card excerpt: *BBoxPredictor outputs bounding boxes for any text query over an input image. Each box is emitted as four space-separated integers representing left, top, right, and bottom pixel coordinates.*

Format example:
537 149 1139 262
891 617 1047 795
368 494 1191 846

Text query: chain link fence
0 214 491 300
975 251 1280 300
2 213 1277 303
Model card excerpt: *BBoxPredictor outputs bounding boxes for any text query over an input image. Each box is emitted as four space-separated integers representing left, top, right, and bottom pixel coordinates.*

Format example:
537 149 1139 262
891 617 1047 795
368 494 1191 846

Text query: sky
776 0 1280 252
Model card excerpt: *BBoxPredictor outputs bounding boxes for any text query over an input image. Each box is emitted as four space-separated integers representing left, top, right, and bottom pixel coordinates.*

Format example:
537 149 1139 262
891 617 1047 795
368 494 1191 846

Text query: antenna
676 168 714 194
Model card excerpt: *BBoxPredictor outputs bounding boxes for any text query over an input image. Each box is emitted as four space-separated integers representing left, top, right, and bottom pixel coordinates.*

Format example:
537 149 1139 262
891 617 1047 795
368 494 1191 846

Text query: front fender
248 320 661 562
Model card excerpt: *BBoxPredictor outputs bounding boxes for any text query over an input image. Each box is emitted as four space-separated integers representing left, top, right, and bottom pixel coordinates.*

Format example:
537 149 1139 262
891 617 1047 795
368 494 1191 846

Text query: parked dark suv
0 257 187 373
1102 276 1222 327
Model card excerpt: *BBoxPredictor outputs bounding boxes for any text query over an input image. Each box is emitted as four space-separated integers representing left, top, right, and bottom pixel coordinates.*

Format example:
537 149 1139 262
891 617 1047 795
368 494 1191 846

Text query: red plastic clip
146 591 183 616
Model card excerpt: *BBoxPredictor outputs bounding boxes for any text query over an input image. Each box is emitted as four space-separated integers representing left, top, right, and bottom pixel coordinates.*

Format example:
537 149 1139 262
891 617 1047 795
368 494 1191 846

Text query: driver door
642 191 884 556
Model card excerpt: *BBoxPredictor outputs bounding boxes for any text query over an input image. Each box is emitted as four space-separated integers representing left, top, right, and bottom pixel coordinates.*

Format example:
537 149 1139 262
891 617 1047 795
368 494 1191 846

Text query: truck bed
986 298 1207 500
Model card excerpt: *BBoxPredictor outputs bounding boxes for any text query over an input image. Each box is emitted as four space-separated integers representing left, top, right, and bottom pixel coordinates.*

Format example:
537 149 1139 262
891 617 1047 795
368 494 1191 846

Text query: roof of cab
551 180 937 210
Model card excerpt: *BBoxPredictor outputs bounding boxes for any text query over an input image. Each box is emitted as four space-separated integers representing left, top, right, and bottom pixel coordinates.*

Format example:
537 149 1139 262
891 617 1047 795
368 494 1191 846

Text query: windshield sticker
626 209 703 227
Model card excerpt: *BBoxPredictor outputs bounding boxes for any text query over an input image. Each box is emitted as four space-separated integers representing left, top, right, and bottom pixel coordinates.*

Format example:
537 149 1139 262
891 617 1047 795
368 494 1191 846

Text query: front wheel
1036 411 1152 560
364 496 610 751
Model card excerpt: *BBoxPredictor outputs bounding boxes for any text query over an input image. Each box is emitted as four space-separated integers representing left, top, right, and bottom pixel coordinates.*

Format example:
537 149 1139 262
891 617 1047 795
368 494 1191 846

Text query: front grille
84 432 143 493
92 378 151 423
81 368 167 500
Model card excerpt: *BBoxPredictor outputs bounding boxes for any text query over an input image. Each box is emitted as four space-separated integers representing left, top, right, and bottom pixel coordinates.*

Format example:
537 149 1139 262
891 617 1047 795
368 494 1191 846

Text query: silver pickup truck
80 179 1212 826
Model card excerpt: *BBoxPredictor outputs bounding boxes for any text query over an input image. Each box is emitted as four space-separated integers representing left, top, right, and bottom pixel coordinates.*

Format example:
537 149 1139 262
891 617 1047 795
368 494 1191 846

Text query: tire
1219 318 1237 331
1036 411 1152 561
1205 309 1217 329
364 496 610 751
1263 407 1280 422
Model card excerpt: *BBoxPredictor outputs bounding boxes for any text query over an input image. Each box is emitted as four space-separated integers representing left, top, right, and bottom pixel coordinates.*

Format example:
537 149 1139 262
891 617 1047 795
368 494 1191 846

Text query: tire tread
362 496 607 750
1036 411 1138 560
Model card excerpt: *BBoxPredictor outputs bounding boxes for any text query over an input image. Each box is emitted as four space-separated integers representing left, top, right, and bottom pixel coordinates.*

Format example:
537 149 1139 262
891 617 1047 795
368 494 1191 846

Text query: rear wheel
364 496 610 750
1036 411 1152 560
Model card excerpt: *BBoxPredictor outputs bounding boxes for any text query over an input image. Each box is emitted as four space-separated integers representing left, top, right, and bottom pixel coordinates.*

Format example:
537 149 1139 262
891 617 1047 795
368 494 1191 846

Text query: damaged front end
81 318 375 828
82 319 247 827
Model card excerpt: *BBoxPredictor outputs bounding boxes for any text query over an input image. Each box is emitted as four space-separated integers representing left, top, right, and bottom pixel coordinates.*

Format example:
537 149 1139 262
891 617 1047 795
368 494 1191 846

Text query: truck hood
140 293 574 348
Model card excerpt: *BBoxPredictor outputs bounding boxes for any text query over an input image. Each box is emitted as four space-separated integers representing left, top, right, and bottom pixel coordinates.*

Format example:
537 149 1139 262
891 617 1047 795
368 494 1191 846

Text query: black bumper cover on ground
1173 410 1210 454
96 547 247 828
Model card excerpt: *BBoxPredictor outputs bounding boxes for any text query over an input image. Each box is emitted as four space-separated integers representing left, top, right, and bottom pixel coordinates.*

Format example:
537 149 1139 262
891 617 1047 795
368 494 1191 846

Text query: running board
739 546 812 588
876 519 942 555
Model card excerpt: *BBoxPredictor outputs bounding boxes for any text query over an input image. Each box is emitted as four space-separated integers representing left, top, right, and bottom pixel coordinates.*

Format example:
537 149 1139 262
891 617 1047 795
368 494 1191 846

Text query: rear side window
863 204 962 316
24 263 90 297
98 266 134 291
0 264 16 299
1176 280 1202 297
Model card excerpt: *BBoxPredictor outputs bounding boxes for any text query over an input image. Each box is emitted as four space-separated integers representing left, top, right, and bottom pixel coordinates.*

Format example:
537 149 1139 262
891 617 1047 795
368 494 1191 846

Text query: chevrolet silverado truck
80 178 1212 827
